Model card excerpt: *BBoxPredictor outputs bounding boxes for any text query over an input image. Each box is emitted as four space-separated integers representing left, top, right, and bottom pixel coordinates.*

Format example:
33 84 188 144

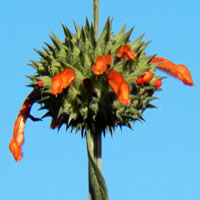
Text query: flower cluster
9 19 194 161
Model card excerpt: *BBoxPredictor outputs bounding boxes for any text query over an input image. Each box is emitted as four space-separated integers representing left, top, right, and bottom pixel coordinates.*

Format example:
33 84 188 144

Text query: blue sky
1 0 200 199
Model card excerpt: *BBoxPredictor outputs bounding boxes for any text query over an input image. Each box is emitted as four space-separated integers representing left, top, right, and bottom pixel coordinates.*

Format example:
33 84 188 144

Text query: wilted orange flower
9 91 35 162
116 45 137 61
142 71 154 83
51 68 76 95
107 69 130 105
151 57 194 86
91 54 112 75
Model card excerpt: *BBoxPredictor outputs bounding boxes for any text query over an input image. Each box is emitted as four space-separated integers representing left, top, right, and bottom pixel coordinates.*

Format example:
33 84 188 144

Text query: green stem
87 130 102 200
93 0 99 40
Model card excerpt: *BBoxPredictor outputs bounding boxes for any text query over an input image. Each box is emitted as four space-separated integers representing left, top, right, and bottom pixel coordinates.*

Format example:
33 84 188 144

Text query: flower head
11 18 194 161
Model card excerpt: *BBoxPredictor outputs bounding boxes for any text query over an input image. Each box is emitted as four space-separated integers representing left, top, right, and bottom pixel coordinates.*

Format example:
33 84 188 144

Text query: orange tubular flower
151 57 194 86
9 91 35 162
107 69 130 105
142 71 154 83
116 45 137 61
91 54 112 75
118 81 130 105
51 68 76 95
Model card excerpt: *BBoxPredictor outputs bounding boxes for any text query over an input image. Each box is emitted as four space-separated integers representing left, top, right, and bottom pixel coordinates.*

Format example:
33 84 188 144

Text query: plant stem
92 131 102 171
93 0 99 40
87 130 102 200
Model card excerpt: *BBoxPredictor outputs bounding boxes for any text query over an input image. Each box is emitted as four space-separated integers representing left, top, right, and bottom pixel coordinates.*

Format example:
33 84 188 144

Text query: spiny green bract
27 18 162 136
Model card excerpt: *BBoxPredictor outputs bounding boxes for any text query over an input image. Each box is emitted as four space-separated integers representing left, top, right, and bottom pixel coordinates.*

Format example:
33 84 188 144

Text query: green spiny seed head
28 18 163 136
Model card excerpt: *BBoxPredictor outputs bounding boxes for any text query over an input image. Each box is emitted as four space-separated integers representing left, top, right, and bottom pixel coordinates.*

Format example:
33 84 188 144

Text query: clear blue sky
1 0 199 199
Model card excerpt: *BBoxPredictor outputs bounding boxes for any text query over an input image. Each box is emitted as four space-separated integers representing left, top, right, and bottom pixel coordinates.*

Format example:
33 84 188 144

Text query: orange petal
51 74 63 95
9 140 23 162
9 91 35 162
91 55 112 75
154 79 162 88
151 57 167 63
103 54 112 66
12 116 25 145
107 69 124 94
51 68 76 95
136 77 144 85
116 45 136 61
142 71 154 83
126 50 137 61
37 80 44 87
151 57 194 86
174 64 194 86
60 68 76 89
116 47 124 59
116 45 131 59
118 82 130 105
107 69 130 105
91 57 107 75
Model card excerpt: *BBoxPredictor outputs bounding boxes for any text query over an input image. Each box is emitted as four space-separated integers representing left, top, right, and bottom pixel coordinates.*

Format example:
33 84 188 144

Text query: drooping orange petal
151 57 194 86
173 64 194 86
142 71 154 83
9 91 35 162
107 69 130 105
51 68 76 95
91 54 112 75
116 45 137 61
9 139 23 162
